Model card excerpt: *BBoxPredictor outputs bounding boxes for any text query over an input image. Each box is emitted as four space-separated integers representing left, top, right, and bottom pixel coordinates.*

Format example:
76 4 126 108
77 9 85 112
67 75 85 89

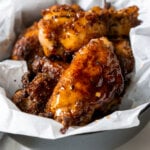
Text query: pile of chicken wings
11 4 139 130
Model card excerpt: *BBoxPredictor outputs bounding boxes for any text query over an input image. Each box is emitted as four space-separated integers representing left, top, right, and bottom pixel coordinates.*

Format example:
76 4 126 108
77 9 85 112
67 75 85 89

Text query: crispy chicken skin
108 6 139 36
38 5 108 56
112 38 134 80
38 5 139 57
38 4 83 57
32 57 69 81
12 73 56 114
11 23 44 69
12 57 68 114
45 37 124 127
12 55 69 114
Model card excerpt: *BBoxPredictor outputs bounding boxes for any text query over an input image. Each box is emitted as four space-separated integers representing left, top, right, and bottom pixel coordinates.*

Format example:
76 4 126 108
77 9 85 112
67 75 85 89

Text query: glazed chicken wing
12 56 69 114
38 5 108 57
108 6 139 36
11 4 140 131
32 57 69 81
112 38 134 81
11 23 44 70
12 73 56 115
45 37 124 127
38 4 83 57
38 5 139 58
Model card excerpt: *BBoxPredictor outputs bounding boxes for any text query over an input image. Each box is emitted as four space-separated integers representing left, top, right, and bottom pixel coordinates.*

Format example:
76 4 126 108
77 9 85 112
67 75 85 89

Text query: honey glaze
45 37 124 128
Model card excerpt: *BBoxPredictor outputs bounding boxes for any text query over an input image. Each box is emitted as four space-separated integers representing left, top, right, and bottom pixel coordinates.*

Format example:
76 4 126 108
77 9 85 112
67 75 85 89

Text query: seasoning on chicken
45 37 124 128
12 55 69 114
112 38 135 81
32 57 69 81
38 5 139 58
108 6 139 36
12 73 56 114
11 4 140 132
11 5 139 63
38 4 108 57
11 23 44 70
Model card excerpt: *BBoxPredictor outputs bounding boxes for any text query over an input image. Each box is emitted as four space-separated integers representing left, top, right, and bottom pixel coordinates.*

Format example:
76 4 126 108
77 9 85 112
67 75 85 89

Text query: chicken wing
108 6 139 36
38 5 139 58
12 56 69 114
112 38 134 81
45 37 124 127
38 4 82 57
11 23 44 70
38 4 108 57
12 73 56 114
32 57 69 81
11 4 140 131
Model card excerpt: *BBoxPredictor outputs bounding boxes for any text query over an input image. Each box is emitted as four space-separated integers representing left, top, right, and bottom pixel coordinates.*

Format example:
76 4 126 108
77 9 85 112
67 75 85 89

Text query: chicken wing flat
11 23 44 70
45 37 124 127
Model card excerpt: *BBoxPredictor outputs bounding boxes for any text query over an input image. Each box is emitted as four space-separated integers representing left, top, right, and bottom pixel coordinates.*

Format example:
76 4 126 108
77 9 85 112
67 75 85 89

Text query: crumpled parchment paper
0 0 149 139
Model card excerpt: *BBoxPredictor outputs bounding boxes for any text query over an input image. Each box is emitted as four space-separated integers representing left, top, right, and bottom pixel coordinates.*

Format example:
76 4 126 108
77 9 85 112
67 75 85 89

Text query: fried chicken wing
38 4 83 57
60 6 139 50
38 5 139 58
12 73 56 114
112 38 134 81
59 9 108 52
12 56 69 115
32 57 69 81
109 6 139 36
45 37 124 127
11 23 44 70
38 5 108 57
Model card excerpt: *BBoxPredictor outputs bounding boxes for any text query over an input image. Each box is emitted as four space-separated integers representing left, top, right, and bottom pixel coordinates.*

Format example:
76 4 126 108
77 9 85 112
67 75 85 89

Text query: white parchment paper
0 0 149 139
